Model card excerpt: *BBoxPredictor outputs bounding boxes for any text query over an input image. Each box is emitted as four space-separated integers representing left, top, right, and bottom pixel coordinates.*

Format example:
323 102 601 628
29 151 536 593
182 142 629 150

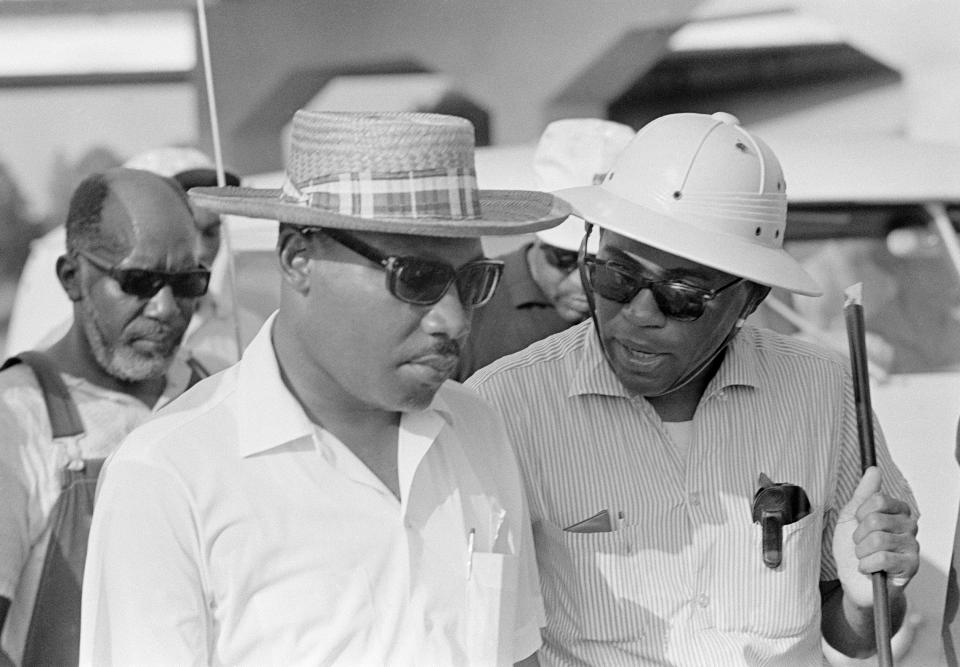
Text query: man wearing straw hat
79 111 570 666
468 112 919 665
457 118 634 380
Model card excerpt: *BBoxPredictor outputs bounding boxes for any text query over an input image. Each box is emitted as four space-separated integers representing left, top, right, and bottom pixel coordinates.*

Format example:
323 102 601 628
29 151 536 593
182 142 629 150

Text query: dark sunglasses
316 228 504 308
76 249 210 299
540 243 584 272
581 257 743 321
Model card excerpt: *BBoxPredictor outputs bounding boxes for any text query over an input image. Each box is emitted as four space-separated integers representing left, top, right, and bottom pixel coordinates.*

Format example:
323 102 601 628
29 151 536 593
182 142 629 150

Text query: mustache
408 337 462 361
431 337 461 358
121 320 184 345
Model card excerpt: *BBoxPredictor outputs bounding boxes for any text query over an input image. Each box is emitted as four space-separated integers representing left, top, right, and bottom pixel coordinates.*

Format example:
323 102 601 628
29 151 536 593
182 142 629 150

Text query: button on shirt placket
682 406 715 630
685 385 739 629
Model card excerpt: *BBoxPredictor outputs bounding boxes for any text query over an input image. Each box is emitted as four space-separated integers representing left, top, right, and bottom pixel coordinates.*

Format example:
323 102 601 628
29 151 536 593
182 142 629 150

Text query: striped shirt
468 320 917 666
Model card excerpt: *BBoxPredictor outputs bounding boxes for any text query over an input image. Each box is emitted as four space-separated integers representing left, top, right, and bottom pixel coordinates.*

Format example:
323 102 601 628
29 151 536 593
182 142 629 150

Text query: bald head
57 167 204 384
65 167 196 258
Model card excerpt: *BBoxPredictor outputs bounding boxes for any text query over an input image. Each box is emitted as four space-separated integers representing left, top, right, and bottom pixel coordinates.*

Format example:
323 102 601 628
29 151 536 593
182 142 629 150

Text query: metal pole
928 202 960 285
195 0 244 359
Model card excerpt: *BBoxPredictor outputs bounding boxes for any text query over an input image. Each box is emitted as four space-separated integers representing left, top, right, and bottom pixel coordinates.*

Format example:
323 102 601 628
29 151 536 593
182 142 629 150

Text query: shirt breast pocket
715 508 823 638
538 520 660 642
465 552 518 666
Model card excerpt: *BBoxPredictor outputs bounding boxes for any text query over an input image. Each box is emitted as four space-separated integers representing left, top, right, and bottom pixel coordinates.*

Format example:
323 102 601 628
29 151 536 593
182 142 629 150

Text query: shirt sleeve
79 454 210 667
820 380 920 581
511 479 546 661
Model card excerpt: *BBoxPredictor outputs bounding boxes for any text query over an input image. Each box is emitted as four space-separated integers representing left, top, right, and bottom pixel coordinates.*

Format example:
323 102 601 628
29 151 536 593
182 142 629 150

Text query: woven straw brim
189 186 570 237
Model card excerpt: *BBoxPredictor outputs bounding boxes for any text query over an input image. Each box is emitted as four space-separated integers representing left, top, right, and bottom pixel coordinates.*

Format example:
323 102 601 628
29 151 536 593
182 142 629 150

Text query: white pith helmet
557 112 821 296
533 118 635 254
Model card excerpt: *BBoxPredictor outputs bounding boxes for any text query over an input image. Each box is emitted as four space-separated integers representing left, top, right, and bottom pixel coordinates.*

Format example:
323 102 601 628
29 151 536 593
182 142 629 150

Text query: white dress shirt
80 313 544 666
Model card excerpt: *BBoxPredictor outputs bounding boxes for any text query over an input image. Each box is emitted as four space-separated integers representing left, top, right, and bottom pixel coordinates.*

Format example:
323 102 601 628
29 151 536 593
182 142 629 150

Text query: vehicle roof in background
476 132 960 207
764 132 960 206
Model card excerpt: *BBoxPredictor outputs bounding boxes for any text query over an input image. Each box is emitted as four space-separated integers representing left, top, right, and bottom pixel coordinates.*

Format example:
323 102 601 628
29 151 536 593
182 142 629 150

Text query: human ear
734 283 772 327
56 254 83 302
276 226 315 294
744 283 772 316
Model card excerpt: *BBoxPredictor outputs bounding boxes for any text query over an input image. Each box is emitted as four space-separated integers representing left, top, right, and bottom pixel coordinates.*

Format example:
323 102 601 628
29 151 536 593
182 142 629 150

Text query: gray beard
78 296 177 383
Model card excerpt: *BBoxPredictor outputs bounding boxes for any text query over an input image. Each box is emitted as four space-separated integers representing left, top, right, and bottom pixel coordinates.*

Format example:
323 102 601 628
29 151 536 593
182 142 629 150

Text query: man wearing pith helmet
468 112 919 665
80 111 570 666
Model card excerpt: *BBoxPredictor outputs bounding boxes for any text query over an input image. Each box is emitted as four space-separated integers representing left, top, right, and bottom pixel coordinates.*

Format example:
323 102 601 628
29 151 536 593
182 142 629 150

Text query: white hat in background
533 118 635 253
123 146 240 188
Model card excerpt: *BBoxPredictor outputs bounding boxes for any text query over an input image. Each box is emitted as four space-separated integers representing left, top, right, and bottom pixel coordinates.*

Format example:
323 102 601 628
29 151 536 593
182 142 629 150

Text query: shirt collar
237 312 318 457
236 312 457 458
567 320 762 400
703 324 762 392
568 320 631 399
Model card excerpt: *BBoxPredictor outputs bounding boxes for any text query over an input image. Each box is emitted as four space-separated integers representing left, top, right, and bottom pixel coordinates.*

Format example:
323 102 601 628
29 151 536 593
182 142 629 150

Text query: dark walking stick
844 282 894 667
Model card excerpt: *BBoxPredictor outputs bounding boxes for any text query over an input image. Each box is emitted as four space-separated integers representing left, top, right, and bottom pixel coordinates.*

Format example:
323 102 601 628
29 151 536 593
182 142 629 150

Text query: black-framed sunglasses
316 228 504 308
540 243 584 273
75 249 210 299
581 257 743 322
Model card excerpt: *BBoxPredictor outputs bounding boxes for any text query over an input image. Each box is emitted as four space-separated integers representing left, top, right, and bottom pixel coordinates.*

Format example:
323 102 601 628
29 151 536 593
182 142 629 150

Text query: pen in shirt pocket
466 528 475 577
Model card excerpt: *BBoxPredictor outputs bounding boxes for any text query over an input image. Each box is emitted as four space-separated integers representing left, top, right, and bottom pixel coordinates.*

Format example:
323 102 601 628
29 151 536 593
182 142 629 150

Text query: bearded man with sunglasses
0 167 210 667
79 111 570 666
468 113 919 665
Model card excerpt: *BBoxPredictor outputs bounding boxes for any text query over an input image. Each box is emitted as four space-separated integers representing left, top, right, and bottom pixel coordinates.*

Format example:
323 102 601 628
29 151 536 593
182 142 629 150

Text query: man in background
6 147 253 372
457 118 634 379
0 167 209 666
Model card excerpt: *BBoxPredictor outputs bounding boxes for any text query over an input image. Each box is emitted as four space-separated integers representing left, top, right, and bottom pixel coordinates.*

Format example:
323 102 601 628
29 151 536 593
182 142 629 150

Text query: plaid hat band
280 166 481 220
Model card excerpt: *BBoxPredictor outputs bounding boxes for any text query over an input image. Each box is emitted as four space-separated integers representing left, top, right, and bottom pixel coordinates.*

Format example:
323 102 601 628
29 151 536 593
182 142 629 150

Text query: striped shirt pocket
713 508 823 637
538 519 658 642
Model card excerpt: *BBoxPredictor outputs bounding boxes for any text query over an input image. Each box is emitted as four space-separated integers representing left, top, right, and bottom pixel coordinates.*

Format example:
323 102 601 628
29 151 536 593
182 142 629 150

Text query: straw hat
533 118 635 252
124 146 240 189
557 112 821 295
190 110 570 237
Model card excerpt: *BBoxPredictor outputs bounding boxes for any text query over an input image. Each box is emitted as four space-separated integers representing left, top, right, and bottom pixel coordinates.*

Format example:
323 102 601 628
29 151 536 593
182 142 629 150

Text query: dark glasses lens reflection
116 269 210 299
78 250 210 299
392 258 456 304
455 261 503 307
319 228 503 308
584 260 713 321
393 258 502 307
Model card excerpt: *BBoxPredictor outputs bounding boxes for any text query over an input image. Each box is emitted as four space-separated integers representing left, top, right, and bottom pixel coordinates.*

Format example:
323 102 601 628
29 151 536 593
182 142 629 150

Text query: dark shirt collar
500 243 553 309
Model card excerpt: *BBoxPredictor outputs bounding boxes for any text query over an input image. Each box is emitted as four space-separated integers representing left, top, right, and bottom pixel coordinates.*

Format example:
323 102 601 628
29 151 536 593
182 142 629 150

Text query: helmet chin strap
577 222 751 399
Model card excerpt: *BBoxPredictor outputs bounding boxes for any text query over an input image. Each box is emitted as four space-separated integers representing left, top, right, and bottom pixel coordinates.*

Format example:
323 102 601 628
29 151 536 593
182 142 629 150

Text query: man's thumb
839 466 882 520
